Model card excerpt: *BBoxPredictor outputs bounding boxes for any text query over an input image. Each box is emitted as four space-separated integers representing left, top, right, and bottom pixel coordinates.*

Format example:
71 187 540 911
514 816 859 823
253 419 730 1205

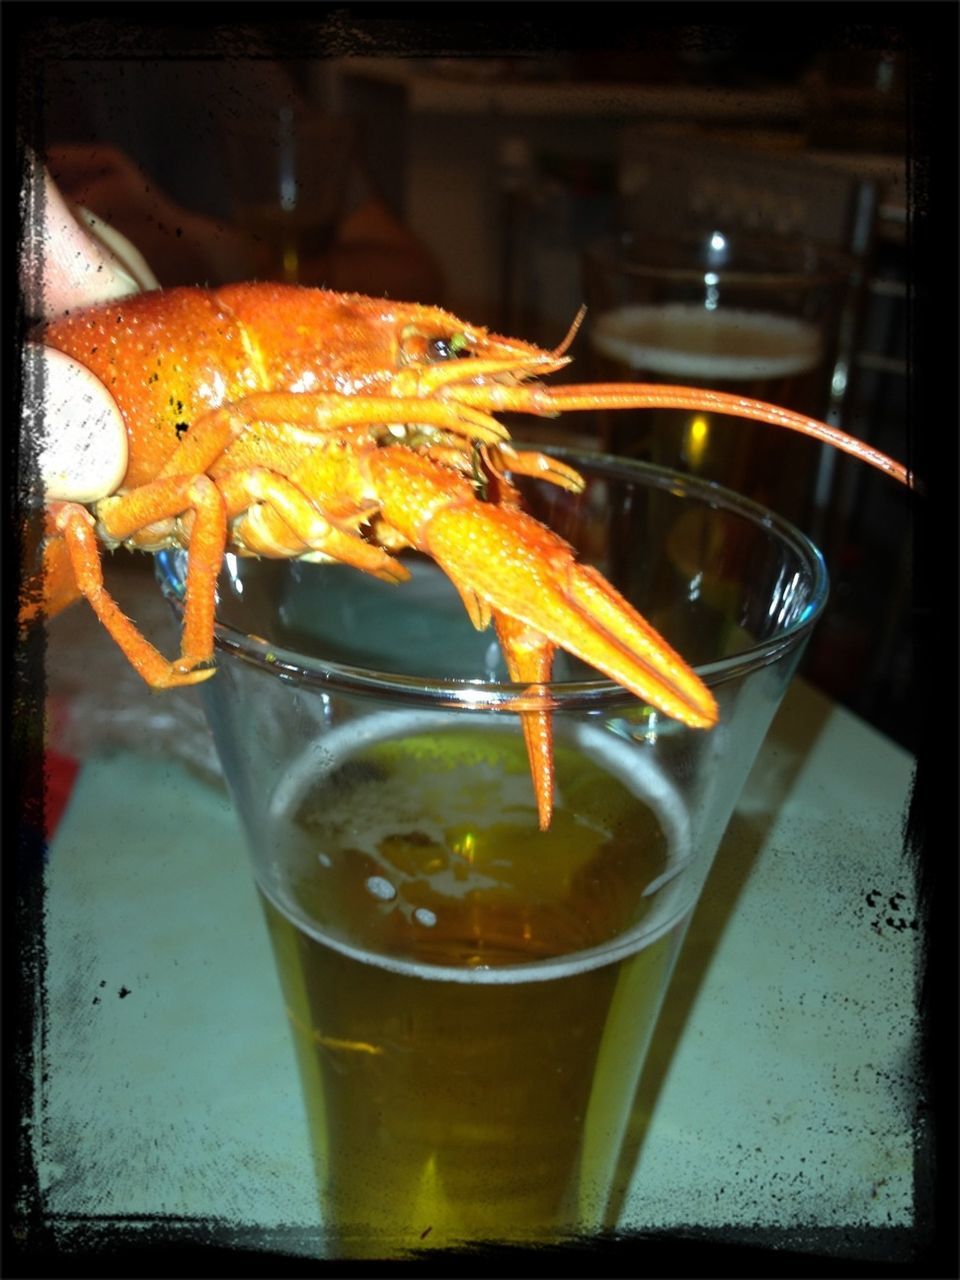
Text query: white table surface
34 676 918 1261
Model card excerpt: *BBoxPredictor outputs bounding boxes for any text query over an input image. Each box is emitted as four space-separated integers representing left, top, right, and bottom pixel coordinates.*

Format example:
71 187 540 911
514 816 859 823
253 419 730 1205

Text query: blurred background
22 21 925 754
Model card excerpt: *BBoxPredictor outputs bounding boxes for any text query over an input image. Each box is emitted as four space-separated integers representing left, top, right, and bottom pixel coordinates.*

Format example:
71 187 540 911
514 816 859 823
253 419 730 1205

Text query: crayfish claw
425 500 716 728
163 660 218 687
414 492 717 823
494 612 556 831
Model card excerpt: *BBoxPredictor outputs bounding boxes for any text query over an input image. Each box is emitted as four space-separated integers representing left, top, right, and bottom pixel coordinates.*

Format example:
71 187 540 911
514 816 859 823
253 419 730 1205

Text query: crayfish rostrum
23 284 912 827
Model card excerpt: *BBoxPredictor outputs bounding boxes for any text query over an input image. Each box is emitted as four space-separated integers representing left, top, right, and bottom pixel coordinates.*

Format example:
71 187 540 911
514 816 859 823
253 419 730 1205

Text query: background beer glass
224 107 356 285
158 452 828 1257
583 232 855 528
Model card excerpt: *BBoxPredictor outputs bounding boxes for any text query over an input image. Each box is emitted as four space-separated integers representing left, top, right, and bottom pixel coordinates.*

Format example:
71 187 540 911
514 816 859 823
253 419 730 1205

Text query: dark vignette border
3 3 954 1277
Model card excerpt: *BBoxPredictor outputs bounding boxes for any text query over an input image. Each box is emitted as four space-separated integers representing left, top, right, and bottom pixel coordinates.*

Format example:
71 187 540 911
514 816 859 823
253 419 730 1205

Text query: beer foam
262 712 695 985
590 303 822 381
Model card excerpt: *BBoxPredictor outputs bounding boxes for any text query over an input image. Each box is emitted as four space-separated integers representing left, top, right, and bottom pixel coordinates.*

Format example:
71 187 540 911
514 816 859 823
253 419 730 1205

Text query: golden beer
258 719 691 1256
158 447 828 1262
589 302 828 524
590 302 823 393
234 203 339 285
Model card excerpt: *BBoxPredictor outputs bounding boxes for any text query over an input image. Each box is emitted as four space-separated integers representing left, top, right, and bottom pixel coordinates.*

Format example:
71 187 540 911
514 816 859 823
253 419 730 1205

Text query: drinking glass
582 231 856 527
157 451 828 1258
224 108 357 285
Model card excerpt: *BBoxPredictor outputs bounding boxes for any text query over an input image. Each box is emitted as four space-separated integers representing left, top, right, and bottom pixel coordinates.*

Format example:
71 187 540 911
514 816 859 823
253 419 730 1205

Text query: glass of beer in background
583 232 855 529
158 452 828 1258
224 108 357 285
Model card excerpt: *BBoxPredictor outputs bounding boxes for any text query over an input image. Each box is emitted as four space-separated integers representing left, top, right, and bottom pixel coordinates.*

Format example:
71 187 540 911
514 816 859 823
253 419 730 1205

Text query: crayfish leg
53 502 216 687
218 467 409 582
88 473 229 685
491 443 586 495
20 525 83 623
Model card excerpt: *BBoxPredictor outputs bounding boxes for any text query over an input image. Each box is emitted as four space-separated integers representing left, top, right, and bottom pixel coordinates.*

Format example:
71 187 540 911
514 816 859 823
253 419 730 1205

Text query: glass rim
584 230 856 291
156 452 829 713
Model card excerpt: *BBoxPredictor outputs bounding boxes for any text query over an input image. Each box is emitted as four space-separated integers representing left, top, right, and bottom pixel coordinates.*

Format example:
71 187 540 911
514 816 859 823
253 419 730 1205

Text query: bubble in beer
366 875 397 902
414 907 438 928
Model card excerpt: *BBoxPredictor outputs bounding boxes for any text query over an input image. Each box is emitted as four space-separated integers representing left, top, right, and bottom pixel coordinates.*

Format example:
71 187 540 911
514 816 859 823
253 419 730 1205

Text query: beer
234 203 339 284
258 716 692 1256
588 302 828 523
590 301 823 392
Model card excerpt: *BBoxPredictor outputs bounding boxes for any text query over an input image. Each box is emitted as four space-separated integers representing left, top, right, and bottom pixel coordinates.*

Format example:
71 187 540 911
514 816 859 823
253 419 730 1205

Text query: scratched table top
32 670 918 1264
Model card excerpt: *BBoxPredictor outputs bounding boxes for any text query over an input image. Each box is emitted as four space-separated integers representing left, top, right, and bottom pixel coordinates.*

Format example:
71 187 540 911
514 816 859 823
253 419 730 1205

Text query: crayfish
23 283 912 828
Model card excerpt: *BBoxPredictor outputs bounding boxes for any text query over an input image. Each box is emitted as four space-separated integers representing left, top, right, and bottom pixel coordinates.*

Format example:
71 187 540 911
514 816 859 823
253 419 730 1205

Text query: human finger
21 152 155 319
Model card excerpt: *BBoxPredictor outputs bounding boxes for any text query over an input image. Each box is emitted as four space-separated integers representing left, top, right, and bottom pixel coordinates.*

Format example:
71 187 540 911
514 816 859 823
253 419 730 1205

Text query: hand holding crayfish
22 174 913 830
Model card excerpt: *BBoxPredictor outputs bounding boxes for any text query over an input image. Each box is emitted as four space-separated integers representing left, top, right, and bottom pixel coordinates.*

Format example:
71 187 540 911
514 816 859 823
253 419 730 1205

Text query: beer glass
224 108 356 285
583 231 855 527
157 452 828 1258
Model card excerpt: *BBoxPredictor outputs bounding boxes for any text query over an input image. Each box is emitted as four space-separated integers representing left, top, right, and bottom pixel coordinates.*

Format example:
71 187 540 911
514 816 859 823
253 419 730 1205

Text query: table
31 675 917 1263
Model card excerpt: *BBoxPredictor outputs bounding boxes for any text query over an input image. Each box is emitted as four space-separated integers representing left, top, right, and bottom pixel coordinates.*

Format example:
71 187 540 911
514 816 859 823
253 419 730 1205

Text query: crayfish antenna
542 385 914 487
551 306 588 360
449 382 913 488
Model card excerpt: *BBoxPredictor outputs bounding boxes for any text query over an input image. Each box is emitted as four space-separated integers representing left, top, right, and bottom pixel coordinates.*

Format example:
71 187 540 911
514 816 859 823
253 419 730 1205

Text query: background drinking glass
224 108 357 285
582 231 856 529
158 452 828 1258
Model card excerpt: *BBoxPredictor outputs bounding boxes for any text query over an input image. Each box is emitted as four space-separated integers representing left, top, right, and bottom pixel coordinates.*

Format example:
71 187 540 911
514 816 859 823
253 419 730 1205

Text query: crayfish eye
399 325 474 367
426 333 472 362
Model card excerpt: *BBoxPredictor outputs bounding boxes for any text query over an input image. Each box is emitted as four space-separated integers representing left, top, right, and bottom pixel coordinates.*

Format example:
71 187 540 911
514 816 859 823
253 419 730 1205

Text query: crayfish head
395 312 571 399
